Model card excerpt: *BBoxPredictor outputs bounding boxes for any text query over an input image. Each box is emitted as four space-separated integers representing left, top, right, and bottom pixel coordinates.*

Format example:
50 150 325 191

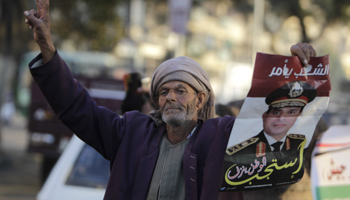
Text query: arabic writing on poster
268 59 330 78
221 53 331 191
224 140 305 189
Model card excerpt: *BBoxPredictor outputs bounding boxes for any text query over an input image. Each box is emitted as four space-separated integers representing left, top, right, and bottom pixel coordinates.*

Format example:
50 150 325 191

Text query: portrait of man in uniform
222 80 317 189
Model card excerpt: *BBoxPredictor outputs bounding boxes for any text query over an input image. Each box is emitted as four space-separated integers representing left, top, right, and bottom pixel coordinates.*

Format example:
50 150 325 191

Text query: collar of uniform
263 131 287 150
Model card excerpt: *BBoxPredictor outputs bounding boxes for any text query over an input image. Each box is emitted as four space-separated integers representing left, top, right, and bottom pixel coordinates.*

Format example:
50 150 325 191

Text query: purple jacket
29 52 244 200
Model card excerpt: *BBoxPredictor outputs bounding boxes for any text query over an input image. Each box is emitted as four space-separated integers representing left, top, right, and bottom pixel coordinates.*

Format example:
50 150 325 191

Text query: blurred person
121 72 145 114
141 90 158 115
121 72 157 115
0 102 15 125
23 1 316 199
215 103 239 118
0 91 15 125
227 99 244 111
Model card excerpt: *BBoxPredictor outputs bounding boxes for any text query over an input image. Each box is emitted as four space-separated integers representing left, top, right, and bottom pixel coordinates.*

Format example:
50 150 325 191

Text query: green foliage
50 0 126 51
228 0 350 43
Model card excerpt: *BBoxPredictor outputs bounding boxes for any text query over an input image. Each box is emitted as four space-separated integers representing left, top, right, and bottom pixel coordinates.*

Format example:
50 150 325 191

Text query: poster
311 125 350 200
220 52 331 191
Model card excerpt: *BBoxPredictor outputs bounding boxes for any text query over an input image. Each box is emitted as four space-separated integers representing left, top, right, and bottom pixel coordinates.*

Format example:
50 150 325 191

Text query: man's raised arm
24 0 55 64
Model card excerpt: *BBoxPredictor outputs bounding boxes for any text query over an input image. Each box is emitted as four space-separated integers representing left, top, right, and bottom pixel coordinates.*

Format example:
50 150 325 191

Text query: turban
149 56 215 125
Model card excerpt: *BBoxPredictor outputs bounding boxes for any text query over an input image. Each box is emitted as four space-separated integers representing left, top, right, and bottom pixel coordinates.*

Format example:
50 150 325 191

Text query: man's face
157 81 198 127
262 107 302 140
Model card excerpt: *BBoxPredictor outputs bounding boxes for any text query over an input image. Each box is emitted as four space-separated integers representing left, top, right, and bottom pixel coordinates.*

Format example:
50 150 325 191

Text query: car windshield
65 144 110 189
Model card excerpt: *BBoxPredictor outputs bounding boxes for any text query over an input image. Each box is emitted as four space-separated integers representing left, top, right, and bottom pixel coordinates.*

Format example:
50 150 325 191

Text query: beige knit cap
149 56 215 125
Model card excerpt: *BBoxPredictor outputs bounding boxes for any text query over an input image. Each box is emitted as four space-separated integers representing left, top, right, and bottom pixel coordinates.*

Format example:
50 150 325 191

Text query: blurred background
0 0 350 199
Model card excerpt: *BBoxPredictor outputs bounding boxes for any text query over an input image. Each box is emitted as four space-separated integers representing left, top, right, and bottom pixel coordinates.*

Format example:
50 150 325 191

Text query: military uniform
221 81 316 191
222 131 306 190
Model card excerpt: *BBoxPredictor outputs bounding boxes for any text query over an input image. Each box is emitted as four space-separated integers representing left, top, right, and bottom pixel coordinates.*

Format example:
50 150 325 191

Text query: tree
266 0 350 43
50 0 126 51
0 0 127 111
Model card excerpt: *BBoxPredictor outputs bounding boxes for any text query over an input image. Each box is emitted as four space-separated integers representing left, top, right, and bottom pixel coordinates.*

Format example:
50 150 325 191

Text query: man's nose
277 113 287 119
166 90 176 102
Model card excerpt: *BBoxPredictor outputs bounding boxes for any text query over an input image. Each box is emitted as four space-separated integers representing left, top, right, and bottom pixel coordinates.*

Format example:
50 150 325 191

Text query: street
0 113 41 200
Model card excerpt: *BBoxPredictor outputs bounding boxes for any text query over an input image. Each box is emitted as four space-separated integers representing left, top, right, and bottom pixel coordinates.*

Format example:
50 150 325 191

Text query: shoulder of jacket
226 137 259 155
124 111 154 126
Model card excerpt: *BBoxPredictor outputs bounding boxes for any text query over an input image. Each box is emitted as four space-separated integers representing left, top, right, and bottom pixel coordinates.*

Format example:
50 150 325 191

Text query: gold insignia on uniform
256 141 266 157
226 137 259 155
287 134 306 140
286 138 291 150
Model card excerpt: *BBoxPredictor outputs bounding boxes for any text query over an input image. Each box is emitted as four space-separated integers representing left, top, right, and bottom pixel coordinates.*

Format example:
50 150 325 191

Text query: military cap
265 81 316 108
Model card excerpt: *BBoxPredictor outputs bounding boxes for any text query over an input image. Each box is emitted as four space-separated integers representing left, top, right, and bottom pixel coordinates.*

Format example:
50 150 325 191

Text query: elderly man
23 0 316 199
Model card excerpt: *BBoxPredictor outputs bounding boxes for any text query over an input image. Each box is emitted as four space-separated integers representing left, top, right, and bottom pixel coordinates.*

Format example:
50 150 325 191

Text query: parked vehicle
37 135 109 200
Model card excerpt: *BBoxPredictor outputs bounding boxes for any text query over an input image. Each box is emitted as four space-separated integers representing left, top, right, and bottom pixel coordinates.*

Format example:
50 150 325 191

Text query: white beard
162 98 197 127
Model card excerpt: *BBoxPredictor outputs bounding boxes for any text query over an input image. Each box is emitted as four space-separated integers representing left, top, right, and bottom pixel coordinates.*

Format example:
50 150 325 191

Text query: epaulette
287 134 306 139
226 137 259 155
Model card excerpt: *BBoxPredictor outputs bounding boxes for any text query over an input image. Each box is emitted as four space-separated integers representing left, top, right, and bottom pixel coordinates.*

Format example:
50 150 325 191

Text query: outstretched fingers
42 0 50 19
24 0 50 30
36 0 43 17
35 0 50 19
45 0 50 13
24 0 55 63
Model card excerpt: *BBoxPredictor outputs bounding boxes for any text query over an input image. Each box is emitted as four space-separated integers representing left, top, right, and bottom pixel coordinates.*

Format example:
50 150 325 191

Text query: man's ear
196 92 206 110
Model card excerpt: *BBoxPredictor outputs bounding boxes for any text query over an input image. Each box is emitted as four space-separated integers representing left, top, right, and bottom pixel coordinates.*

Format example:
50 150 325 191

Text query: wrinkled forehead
154 71 203 96
158 80 195 92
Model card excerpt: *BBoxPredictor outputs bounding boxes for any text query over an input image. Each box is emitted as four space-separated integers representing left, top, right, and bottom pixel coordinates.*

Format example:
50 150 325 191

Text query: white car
37 135 109 200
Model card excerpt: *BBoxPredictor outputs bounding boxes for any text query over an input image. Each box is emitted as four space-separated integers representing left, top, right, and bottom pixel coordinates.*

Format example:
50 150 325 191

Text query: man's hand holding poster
221 53 331 191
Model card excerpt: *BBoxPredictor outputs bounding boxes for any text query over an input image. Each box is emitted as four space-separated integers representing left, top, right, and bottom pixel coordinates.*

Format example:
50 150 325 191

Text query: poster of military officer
220 53 331 191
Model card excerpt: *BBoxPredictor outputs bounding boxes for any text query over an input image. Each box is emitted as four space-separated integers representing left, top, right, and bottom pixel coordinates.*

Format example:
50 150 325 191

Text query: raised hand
290 43 317 68
24 0 55 63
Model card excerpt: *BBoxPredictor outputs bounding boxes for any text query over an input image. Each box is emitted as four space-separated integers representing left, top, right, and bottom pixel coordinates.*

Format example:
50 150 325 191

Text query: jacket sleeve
28 51 137 160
